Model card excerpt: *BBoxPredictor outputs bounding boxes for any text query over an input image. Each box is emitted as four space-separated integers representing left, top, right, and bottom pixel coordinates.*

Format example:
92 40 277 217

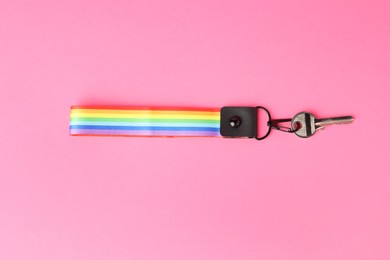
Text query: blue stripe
69 125 220 132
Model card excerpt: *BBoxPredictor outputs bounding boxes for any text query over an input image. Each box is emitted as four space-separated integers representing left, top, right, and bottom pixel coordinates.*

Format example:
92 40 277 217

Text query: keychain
69 106 353 140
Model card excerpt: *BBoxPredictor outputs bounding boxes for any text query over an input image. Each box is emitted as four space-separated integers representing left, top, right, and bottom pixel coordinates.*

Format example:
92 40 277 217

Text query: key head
291 112 316 138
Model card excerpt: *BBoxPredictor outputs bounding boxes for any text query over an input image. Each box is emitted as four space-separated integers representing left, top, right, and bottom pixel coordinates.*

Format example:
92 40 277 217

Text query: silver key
291 112 353 138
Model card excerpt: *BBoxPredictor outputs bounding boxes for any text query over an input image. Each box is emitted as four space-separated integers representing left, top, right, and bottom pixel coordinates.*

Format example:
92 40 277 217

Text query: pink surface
0 0 389 259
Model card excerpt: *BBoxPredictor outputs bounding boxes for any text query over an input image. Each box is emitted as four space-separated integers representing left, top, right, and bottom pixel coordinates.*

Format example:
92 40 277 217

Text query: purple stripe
70 129 221 137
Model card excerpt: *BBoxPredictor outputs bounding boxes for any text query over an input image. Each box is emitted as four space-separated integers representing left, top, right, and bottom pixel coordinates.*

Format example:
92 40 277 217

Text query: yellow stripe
70 112 220 120
71 109 220 116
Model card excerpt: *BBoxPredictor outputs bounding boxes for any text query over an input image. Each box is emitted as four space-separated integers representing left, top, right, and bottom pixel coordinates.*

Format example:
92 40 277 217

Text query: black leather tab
220 107 258 138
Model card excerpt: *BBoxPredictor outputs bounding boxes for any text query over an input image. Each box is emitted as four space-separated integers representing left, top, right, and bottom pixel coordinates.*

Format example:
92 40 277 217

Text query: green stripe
70 117 220 124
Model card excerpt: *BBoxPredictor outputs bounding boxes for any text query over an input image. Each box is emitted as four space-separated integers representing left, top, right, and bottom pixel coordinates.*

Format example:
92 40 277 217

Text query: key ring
268 118 300 133
255 106 299 140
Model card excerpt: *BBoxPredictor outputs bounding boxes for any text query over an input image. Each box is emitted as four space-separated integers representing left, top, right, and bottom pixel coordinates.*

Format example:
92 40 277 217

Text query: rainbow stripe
69 106 221 137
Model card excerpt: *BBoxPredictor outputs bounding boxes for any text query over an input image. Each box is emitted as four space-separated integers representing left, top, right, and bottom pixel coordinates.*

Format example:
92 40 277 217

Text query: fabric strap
69 106 221 137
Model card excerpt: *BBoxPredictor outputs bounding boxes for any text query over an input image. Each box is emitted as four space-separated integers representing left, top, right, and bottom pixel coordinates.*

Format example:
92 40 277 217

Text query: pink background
1 0 389 259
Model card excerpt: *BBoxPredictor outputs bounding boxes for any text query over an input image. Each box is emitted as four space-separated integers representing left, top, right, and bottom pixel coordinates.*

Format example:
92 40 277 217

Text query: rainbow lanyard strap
70 106 221 137
69 106 272 140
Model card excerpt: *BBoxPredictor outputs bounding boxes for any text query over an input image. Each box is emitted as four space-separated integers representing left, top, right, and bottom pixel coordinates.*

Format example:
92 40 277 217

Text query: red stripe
71 105 221 112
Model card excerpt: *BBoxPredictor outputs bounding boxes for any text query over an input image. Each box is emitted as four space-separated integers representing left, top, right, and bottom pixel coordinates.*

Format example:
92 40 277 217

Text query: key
291 112 353 138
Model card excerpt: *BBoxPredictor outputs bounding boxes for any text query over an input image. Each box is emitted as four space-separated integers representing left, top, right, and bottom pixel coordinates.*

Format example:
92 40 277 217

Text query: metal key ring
255 106 272 140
